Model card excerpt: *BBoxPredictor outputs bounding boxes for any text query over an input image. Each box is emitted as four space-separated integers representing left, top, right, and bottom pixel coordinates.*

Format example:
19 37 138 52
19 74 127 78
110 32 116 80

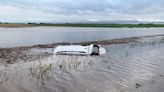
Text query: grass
29 63 52 80
0 23 34 28
1 23 164 28
37 23 164 28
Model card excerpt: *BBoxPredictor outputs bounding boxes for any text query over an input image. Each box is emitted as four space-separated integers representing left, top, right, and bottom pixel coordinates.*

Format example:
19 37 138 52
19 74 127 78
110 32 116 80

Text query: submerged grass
29 63 52 80
135 83 141 89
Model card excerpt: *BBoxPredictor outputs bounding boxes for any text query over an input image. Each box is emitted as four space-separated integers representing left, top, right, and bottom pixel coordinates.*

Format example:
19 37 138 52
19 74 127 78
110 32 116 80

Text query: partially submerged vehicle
54 44 106 55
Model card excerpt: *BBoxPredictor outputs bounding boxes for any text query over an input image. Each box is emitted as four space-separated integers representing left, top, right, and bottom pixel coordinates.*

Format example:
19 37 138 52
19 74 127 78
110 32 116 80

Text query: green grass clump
36 23 164 28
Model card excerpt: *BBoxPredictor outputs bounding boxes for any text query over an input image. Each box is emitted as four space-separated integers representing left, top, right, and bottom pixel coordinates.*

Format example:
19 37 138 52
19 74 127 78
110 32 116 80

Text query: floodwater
0 35 164 92
1 27 164 47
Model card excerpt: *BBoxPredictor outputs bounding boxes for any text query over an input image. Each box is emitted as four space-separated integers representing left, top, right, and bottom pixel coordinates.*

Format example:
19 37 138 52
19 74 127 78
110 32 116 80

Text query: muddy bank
0 48 52 64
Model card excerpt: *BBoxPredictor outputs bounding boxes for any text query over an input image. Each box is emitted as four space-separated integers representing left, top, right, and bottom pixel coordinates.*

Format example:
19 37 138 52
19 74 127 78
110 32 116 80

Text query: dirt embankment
0 48 52 64
29 36 140 48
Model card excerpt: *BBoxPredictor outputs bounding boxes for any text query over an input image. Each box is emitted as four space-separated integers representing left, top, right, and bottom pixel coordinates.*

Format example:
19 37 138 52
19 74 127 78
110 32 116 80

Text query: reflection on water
1 36 164 92
1 27 164 47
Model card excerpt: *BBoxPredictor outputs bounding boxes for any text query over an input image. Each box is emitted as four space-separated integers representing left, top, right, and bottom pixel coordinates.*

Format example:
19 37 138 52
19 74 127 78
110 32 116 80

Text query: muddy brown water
0 36 164 92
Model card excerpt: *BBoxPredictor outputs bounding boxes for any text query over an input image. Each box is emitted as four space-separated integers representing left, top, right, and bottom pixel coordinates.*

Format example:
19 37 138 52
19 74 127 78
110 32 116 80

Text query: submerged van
54 44 106 55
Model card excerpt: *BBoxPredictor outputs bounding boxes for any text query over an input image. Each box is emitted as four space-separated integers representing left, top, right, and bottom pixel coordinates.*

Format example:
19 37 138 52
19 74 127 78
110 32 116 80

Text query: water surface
1 27 164 47
0 36 164 92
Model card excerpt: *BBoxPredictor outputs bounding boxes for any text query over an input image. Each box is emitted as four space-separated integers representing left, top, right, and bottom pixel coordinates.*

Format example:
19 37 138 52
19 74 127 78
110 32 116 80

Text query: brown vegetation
0 23 35 28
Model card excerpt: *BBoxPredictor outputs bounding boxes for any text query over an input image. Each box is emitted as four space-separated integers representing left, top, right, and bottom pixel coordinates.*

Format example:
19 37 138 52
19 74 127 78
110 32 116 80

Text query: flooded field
0 35 164 92
1 27 164 47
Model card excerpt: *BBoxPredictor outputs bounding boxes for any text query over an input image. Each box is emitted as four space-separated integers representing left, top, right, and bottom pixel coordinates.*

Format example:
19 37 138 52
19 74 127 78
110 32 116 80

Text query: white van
54 44 106 55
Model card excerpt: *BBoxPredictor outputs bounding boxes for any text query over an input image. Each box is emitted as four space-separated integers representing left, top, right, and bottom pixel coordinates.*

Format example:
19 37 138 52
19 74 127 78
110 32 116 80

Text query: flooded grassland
0 35 164 92
1 27 164 92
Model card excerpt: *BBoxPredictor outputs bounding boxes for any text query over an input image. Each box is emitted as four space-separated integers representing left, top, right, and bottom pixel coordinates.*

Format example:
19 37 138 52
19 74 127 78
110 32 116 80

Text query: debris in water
135 83 141 89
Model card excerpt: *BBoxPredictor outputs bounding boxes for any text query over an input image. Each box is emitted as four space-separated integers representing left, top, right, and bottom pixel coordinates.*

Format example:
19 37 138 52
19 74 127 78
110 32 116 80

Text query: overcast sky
0 0 164 23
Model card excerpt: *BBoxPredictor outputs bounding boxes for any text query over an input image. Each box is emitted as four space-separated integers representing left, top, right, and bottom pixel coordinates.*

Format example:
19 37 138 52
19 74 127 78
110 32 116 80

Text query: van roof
54 44 93 54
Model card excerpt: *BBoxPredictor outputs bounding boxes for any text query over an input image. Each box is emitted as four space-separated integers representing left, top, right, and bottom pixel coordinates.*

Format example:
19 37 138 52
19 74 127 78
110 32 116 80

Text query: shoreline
1 23 164 28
